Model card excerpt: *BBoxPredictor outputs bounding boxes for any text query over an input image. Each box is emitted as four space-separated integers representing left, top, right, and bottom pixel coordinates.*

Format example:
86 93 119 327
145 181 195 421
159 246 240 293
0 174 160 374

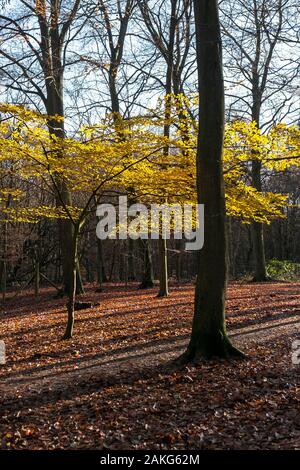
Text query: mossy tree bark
179 0 244 362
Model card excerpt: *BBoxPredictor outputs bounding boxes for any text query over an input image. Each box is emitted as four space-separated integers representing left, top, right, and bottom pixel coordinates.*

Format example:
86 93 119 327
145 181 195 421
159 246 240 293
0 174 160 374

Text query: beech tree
220 0 300 280
0 104 168 337
138 0 195 296
179 0 244 361
0 0 91 294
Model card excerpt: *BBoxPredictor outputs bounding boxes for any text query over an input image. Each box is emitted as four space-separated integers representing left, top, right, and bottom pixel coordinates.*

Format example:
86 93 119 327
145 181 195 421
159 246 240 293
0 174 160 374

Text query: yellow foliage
0 100 298 226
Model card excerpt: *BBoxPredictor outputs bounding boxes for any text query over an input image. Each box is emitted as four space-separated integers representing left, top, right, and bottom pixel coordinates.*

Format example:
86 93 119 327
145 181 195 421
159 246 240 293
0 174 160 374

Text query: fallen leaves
0 281 299 449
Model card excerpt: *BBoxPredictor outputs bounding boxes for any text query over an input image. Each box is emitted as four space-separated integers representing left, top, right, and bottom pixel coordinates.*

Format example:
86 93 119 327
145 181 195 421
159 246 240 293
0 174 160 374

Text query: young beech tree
0 104 167 338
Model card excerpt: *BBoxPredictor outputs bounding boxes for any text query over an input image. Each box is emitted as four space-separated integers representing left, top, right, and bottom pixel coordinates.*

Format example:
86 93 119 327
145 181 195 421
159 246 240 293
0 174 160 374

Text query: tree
0 103 167 337
138 0 195 296
80 0 156 289
178 0 244 361
220 0 300 280
0 0 90 294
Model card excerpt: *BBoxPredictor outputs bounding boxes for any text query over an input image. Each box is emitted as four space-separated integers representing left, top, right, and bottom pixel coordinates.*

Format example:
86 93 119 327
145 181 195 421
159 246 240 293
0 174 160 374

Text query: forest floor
0 281 299 450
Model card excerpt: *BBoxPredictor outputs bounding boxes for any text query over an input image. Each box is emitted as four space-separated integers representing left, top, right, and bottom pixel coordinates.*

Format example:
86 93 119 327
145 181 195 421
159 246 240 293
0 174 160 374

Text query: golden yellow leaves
226 184 288 223
2 205 81 224
0 100 298 226
0 188 24 202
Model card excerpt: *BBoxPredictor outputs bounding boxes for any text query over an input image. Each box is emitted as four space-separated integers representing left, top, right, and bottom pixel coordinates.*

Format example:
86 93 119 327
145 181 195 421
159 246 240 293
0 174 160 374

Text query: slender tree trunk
250 75 267 280
178 0 244 362
154 1 177 297
63 227 79 339
34 260 40 298
251 221 267 281
85 257 94 283
158 237 169 297
128 238 136 281
119 242 125 281
251 158 267 281
96 238 107 287
176 239 183 282
96 238 103 288
0 260 4 295
1 261 6 302
139 239 154 289
109 241 117 281
0 220 7 301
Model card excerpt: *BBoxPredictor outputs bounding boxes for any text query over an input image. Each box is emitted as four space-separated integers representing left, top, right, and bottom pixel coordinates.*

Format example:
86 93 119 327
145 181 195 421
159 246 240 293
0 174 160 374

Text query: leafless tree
220 0 300 280
0 1 97 294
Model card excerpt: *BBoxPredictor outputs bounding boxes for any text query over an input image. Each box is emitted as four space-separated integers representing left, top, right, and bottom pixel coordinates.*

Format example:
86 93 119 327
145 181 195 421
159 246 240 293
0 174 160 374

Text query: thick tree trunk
179 0 244 362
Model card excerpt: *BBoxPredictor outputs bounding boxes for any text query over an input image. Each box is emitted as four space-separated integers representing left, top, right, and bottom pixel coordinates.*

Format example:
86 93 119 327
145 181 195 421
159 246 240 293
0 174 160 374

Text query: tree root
174 334 246 365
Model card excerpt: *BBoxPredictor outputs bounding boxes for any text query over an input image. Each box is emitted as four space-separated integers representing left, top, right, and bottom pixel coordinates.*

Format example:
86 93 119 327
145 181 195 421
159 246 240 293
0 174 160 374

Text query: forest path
1 310 299 398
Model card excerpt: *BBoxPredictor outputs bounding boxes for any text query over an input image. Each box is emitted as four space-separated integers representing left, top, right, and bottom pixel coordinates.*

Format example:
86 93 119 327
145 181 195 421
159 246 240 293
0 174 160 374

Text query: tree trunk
0 220 7 301
251 160 267 281
96 238 107 287
250 67 267 281
158 237 169 297
128 238 136 281
251 221 267 281
139 239 154 289
39 2 84 297
0 261 4 294
119 242 125 281
0 261 6 302
109 241 117 281
179 0 244 362
63 227 79 339
176 239 183 282
34 260 40 298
